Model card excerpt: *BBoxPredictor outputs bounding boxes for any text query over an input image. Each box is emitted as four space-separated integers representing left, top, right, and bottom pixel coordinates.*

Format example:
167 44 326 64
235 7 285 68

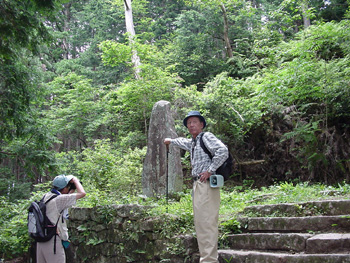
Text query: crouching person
36 175 86 263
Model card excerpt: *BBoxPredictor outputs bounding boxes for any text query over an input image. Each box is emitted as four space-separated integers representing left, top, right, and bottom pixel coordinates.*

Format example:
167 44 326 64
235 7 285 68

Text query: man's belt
193 175 201 181
193 175 210 181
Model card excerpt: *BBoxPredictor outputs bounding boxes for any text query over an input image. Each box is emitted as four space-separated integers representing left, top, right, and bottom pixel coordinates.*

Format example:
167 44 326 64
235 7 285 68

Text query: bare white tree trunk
124 0 141 79
62 3 72 59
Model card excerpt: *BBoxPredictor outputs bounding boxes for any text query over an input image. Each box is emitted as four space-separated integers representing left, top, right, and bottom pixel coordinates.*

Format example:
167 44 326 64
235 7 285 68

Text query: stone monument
142 101 183 197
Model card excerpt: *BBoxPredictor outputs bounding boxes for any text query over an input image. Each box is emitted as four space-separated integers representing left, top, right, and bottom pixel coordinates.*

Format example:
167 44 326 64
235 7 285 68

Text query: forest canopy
1 0 350 199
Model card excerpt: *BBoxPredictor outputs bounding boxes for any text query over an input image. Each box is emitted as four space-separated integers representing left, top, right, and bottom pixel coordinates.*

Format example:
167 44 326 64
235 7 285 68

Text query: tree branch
0 151 17 156
124 0 129 10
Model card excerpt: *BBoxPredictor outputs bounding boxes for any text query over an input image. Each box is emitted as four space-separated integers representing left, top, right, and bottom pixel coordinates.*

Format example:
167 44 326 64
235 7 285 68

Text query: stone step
220 200 350 263
225 233 350 254
306 233 350 254
218 249 350 263
241 200 350 217
237 215 350 232
225 233 312 252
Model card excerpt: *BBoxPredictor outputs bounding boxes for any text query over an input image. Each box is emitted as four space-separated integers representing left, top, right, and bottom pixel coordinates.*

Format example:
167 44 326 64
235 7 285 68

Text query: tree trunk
301 0 311 28
62 3 72 59
124 0 141 79
220 3 233 58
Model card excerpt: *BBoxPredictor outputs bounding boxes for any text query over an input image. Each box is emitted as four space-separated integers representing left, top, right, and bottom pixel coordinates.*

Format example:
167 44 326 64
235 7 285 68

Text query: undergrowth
2 181 350 261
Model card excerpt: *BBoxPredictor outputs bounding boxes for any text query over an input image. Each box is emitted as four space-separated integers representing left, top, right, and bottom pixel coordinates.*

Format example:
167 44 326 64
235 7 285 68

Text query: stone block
240 216 350 232
226 233 312 252
306 233 350 254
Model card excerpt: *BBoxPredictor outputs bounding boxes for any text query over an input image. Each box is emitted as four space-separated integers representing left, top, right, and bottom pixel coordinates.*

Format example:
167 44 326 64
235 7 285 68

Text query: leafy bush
0 197 33 260
55 139 146 200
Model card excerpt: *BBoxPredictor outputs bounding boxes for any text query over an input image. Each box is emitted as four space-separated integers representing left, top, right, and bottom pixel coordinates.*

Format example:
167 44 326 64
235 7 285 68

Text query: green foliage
43 73 113 146
140 0 188 45
46 0 127 85
226 51 260 79
0 180 32 202
0 197 33 260
1 129 57 180
171 72 263 149
251 21 350 119
202 73 263 144
100 40 133 68
0 56 58 181
100 35 182 136
219 218 241 234
0 0 63 151
55 139 146 200
0 0 59 59
105 70 178 136
2 178 350 259
310 0 349 22
169 8 226 85
282 121 328 171
284 21 350 60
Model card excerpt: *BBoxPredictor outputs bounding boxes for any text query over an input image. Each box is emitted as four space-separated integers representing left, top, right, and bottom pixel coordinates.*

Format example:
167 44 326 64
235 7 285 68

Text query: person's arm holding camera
69 177 86 200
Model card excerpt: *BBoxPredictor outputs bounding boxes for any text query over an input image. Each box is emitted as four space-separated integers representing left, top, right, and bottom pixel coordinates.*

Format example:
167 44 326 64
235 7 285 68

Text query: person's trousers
36 235 65 263
193 180 220 263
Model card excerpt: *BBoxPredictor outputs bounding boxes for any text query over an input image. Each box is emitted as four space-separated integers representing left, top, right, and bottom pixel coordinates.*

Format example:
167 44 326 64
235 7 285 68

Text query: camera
68 181 82 191
68 183 76 191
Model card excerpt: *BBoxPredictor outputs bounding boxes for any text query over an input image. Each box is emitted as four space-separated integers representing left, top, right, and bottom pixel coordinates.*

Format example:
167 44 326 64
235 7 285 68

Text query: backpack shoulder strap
199 132 213 159
44 194 59 205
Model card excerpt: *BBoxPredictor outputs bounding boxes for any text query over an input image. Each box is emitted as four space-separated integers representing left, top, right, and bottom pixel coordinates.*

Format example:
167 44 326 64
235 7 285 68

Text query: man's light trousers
193 180 220 263
36 235 65 263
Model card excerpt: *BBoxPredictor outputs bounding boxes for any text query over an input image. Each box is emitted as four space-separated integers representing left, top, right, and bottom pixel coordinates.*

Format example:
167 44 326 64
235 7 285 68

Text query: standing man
36 174 86 263
164 111 228 263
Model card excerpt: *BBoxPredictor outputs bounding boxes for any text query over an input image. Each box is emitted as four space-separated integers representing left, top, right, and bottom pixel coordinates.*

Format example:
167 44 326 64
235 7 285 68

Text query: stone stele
142 100 183 197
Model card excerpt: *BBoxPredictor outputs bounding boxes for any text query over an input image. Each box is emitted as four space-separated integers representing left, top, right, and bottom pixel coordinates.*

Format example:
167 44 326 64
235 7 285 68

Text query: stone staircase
218 200 350 262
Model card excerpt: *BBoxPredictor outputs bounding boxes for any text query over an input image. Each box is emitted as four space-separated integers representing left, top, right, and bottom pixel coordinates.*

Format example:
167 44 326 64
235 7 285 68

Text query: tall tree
0 0 65 183
191 0 235 58
0 0 60 141
124 0 141 79
301 0 311 28
220 3 233 58
170 7 226 85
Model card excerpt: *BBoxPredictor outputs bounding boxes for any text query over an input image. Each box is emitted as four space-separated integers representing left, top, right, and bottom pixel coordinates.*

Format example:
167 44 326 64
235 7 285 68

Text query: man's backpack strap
42 194 60 254
199 132 234 181
199 133 213 159
43 194 58 204
53 210 64 254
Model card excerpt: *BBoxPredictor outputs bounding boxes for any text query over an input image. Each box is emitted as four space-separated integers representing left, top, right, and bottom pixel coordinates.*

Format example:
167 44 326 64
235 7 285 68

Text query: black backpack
28 194 59 243
199 133 234 181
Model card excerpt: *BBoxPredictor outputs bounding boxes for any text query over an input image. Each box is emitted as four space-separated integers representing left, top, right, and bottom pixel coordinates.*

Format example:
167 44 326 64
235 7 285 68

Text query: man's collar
192 132 204 141
51 189 61 195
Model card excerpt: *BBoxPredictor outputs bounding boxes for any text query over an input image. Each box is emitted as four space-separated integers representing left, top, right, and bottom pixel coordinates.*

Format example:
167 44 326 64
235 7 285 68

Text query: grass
220 181 350 216
69 180 350 225
159 181 350 221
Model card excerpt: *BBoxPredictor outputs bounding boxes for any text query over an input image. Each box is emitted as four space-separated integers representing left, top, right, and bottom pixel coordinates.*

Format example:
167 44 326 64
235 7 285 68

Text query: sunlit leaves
100 40 133 67
284 21 350 60
43 73 111 141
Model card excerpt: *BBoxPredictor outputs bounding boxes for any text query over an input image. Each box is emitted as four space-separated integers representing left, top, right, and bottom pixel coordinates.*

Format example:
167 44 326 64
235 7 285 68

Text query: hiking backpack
199 133 234 181
28 194 59 242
